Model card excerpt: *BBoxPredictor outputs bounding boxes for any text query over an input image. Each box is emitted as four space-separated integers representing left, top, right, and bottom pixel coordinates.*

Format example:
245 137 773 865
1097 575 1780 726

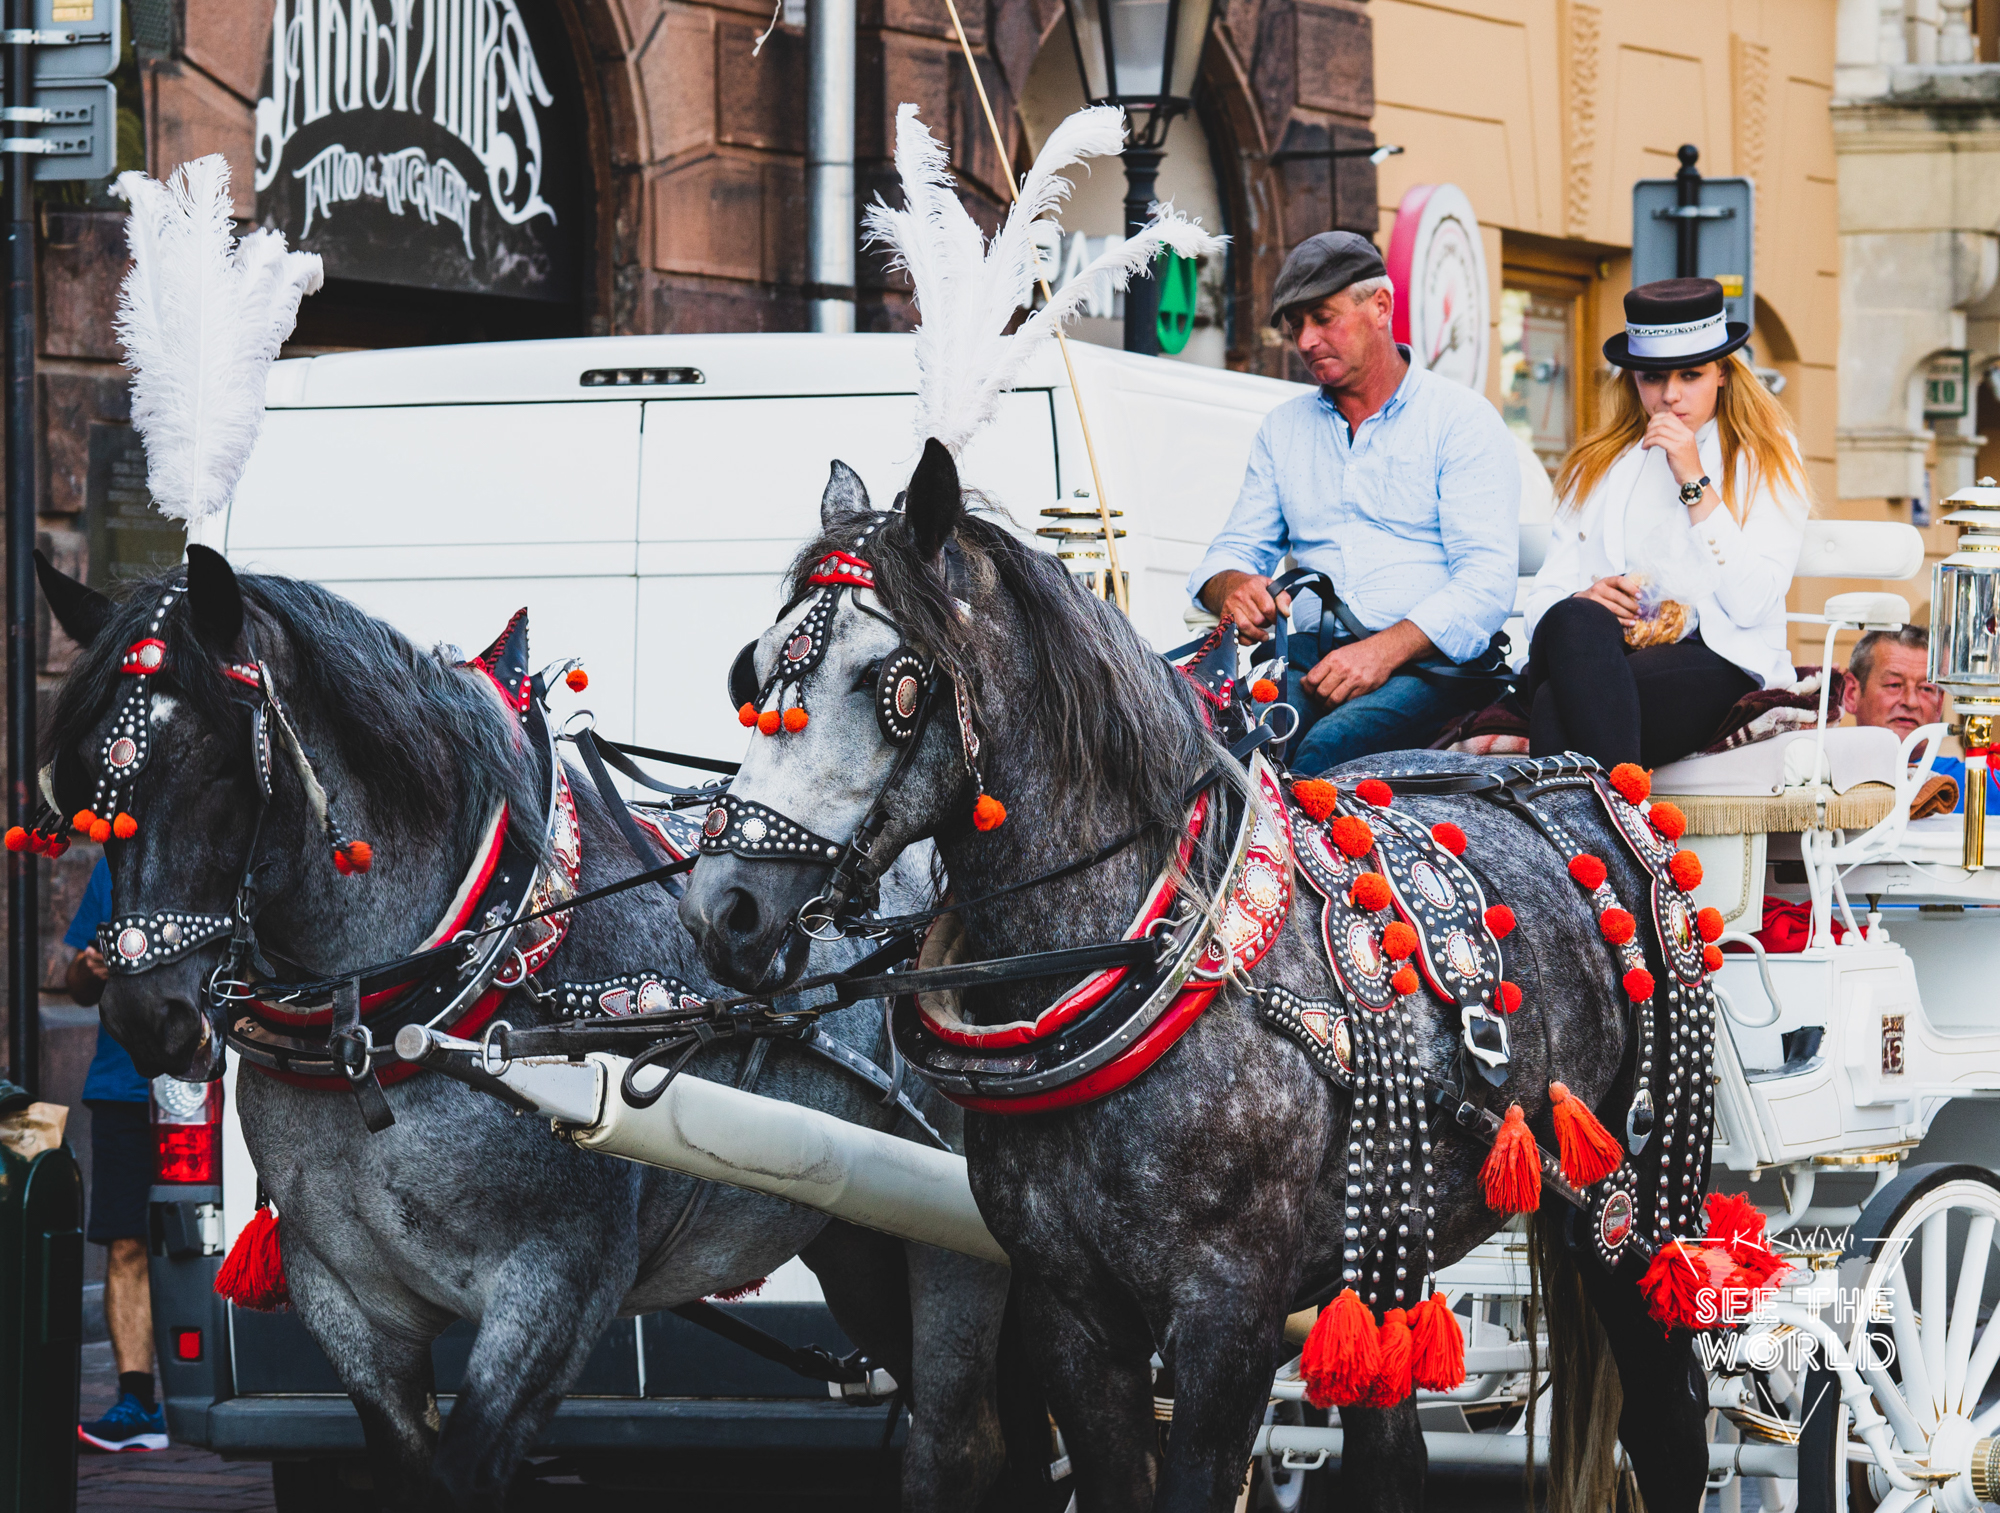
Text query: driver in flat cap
1189 231 1520 769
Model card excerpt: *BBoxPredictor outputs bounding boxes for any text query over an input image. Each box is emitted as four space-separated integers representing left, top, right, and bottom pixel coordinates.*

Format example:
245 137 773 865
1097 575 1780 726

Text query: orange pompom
1599 907 1636 946
1250 678 1279 704
26 831 46 854
566 667 590 692
344 841 373 874
1609 763 1652 805
1549 1081 1624 1187
112 812 137 840
1301 1288 1381 1409
1360 1308 1415 1408
44 836 69 858
72 810 96 834
333 849 353 875
4 826 27 853
1355 778 1393 808
738 702 759 727
1410 1294 1466 1392
1695 907 1725 943
1390 964 1420 997
783 707 810 733
1291 779 1339 822
89 818 112 844
1382 921 1418 961
1568 854 1607 891
1484 904 1516 940
1480 1105 1542 1213
973 793 1007 831
1329 815 1374 858
1703 943 1724 973
1669 849 1703 892
1497 980 1522 1014
1351 872 1392 911
1623 967 1656 1001
1430 822 1467 855
757 710 782 736
1648 801 1687 841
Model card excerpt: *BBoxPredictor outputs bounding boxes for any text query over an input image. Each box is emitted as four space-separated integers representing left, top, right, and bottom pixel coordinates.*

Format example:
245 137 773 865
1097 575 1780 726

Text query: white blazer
1521 420 1806 690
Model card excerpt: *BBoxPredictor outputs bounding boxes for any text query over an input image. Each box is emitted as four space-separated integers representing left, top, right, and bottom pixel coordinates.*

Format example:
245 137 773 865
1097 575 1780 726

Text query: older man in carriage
1192 231 1522 772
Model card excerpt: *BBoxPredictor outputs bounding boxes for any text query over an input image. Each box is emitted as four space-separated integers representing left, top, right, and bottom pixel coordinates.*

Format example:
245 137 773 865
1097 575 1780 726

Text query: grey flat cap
1270 231 1387 322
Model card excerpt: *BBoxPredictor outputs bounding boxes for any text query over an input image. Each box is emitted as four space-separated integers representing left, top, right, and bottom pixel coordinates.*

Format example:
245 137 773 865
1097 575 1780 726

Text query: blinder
875 649 930 746
727 641 759 713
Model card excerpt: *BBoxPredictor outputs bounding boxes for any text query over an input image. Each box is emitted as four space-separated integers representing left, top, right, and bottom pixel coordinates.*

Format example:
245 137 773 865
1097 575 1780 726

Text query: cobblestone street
76 1342 275 1511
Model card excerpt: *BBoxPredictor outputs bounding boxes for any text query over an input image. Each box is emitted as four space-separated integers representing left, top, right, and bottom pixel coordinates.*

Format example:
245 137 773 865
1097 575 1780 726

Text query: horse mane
787 501 1233 865
44 570 544 863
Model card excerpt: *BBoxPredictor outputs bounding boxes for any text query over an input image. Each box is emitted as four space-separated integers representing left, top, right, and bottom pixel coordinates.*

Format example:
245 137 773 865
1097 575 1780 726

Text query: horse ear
821 460 871 528
904 438 963 561
184 544 245 650
33 550 111 648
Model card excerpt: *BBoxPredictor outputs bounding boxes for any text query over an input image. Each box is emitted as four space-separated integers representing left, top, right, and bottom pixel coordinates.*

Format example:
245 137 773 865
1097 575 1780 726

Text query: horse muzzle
679 855 822 992
100 970 226 1083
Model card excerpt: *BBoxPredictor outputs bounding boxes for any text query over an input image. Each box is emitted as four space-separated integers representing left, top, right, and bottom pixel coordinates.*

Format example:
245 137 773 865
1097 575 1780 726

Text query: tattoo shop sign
253 0 579 302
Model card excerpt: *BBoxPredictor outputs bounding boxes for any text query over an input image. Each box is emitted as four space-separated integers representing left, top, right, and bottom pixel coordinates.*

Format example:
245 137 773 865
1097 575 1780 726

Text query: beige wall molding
1733 36 1770 272
1562 0 1600 239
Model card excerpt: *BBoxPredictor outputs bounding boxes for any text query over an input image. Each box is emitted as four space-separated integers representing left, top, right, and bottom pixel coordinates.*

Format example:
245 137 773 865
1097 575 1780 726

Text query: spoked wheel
1823 1165 2000 1513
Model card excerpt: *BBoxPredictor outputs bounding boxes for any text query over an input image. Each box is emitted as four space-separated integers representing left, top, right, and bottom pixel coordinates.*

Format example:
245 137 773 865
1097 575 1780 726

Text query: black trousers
1523 596 1757 769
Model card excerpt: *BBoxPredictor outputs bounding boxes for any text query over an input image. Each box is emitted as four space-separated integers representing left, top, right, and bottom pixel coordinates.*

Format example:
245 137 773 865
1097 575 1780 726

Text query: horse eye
854 658 885 692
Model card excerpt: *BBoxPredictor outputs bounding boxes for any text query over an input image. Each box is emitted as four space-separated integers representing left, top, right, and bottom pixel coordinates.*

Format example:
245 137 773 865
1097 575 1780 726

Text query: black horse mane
43 571 544 863
787 501 1233 864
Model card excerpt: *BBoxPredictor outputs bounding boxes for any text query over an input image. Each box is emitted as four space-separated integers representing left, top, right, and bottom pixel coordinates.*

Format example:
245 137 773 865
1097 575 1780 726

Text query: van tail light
151 1077 222 1185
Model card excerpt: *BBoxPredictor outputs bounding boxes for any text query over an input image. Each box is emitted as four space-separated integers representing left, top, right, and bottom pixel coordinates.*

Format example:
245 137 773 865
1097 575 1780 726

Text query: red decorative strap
120 639 167 675
223 662 262 689
808 551 876 589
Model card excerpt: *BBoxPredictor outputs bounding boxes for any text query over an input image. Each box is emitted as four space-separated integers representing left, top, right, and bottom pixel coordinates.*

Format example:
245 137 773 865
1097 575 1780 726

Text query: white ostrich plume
864 103 1225 457
113 155 323 524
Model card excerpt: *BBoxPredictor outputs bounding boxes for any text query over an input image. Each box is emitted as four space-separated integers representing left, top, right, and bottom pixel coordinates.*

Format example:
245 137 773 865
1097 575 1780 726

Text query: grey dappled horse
682 448 1712 1513
37 547 1012 1513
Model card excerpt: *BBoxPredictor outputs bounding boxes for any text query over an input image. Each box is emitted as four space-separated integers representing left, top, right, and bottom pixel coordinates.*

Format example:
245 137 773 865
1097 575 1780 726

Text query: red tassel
45 837 68 858
1638 1239 1716 1331
1410 1294 1466 1391
1623 967 1656 1001
26 831 46 854
1390 964 1419 997
1483 904 1516 939
1702 1192 1767 1258
1355 778 1394 808
1301 1289 1380 1409
1649 801 1687 841
1381 921 1418 960
1497 980 1522 1014
1480 1105 1542 1213
1291 779 1339 822
1568 854 1607 890
1329 815 1375 858
1669 850 1704 891
1350 872 1391 911
1360 1308 1415 1407
1431 822 1467 855
1250 678 1279 703
1609 763 1652 805
711 1276 767 1302
333 849 353 875
1548 1081 1624 1187
1599 908 1636 946
214 1207 290 1312
1695 907 1725 943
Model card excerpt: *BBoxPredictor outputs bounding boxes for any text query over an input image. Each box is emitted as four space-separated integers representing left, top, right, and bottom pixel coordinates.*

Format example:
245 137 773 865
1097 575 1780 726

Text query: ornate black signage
252 0 579 302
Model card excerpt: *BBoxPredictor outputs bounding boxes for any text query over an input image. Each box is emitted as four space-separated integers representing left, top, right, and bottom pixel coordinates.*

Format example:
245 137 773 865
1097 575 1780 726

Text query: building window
1499 284 1577 478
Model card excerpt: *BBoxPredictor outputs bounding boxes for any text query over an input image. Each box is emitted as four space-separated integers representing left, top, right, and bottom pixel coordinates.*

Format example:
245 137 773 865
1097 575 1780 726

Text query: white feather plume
113 155 323 524
864 103 1225 457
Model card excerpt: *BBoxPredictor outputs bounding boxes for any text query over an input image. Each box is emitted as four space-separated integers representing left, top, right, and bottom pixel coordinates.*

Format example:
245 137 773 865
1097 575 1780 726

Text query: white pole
807 0 855 333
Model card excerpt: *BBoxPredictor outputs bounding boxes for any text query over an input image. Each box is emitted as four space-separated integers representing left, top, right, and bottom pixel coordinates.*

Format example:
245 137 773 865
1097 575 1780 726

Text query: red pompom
1609 763 1652 805
1481 1105 1542 1213
1649 801 1687 841
333 849 353 875
4 827 27 853
1355 778 1394 808
1250 678 1279 703
973 793 1007 831
1695 907 1725 943
1430 822 1467 856
1497 980 1522 1014
1329 815 1375 858
1623 967 1656 1001
1359 1308 1415 1408
26 831 47 854
71 810 96 834
1410 1294 1466 1392
565 667 590 692
783 707 810 733
89 818 112 844
1351 872 1392 911
1381 921 1418 961
1703 944 1724 973
1484 904 1516 940
1568 854 1607 891
214 1206 290 1312
738 702 759 727
344 841 373 874
1669 850 1704 892
1301 1289 1381 1409
1291 779 1339 822
1549 1081 1624 1188
757 710 782 736
1599 907 1636 946
44 837 69 858
1390 964 1420 997
112 812 137 840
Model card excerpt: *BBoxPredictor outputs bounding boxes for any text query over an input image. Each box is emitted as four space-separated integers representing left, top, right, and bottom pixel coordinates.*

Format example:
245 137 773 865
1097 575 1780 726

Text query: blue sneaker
77 1392 167 1452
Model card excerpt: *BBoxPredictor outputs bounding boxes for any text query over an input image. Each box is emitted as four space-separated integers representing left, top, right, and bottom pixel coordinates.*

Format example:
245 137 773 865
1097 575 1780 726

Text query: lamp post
1062 0 1218 356
1930 476 2000 869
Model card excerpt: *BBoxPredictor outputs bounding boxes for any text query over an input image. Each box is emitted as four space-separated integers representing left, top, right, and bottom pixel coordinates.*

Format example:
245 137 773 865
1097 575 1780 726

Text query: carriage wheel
1816 1165 2000 1513
1249 1399 1320 1511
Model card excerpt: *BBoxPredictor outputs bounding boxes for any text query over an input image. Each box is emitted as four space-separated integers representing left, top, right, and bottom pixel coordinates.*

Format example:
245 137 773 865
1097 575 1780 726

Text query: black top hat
1601 278 1750 372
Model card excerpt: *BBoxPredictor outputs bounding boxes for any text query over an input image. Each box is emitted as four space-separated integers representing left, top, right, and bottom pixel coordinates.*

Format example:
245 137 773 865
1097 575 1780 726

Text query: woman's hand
1575 576 1641 625
1640 408 1705 489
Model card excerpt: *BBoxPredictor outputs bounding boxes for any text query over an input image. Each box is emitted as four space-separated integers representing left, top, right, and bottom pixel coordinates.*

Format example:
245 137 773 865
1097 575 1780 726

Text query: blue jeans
1286 632 1506 774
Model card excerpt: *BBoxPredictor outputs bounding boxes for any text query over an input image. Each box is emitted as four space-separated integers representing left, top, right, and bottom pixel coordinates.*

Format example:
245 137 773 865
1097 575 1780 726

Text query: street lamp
1062 0 1219 355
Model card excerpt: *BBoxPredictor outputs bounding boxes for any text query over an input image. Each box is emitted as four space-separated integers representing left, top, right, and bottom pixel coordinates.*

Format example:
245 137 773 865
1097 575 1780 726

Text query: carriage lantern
1929 475 2000 868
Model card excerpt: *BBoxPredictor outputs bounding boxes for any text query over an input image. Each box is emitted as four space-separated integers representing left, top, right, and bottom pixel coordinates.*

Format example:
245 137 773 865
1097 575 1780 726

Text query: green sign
1925 351 1971 420
1155 249 1198 356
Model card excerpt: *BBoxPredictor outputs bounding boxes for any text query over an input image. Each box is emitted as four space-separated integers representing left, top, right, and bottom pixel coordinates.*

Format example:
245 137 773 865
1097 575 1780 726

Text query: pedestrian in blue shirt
66 858 168 1452
1846 625 1998 812
1190 231 1521 772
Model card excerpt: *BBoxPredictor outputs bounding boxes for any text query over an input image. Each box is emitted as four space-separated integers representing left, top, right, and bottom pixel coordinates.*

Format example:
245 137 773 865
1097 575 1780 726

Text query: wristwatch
1678 475 1710 506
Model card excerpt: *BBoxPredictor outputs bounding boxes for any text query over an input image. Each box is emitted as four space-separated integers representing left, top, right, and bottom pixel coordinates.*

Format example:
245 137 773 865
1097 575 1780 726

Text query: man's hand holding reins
1202 570 1292 644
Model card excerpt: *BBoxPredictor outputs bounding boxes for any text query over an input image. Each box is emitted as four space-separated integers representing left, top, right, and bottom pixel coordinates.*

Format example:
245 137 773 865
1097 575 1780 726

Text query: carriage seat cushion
1650 726 1901 798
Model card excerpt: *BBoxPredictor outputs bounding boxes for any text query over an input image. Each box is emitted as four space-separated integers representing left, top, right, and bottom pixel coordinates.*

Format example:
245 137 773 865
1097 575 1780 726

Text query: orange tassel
214 1207 290 1312
1609 763 1652 805
973 794 1007 831
1291 779 1339 822
1548 1081 1624 1187
1696 907 1724 943
1669 849 1703 891
1430 822 1467 855
26 831 46 854
1301 1288 1380 1409
1350 872 1391 911
758 710 782 736
1390 964 1419 997
1599 907 1635 946
89 818 112 844
1410 1295 1466 1392
1623 967 1655 1001
72 809 96 834
1480 1105 1542 1213
1329 815 1374 857
1250 678 1279 703
1637 1240 1716 1332
1649 801 1687 841
1484 904 1516 939
783 707 810 733
1381 921 1417 960
738 702 759 727
1354 778 1394 807
1568 854 1607 890
112 812 137 840
1497 980 1522 1013
1703 944 1723 973
565 667 590 692
3 826 26 853
1360 1308 1415 1408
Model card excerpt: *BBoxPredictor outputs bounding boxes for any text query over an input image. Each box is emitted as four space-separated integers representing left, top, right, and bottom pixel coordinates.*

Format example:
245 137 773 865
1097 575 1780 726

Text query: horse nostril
725 888 761 939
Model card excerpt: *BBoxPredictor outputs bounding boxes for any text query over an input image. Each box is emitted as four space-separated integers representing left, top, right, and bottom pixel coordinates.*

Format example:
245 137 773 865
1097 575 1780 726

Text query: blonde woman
1519 278 1809 768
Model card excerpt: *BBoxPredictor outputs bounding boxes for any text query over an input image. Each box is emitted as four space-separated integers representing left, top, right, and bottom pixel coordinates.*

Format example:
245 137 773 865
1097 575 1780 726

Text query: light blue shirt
1188 359 1521 665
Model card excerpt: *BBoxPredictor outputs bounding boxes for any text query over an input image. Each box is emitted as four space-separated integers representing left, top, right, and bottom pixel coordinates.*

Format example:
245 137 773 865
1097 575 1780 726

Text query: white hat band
1625 310 1726 359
